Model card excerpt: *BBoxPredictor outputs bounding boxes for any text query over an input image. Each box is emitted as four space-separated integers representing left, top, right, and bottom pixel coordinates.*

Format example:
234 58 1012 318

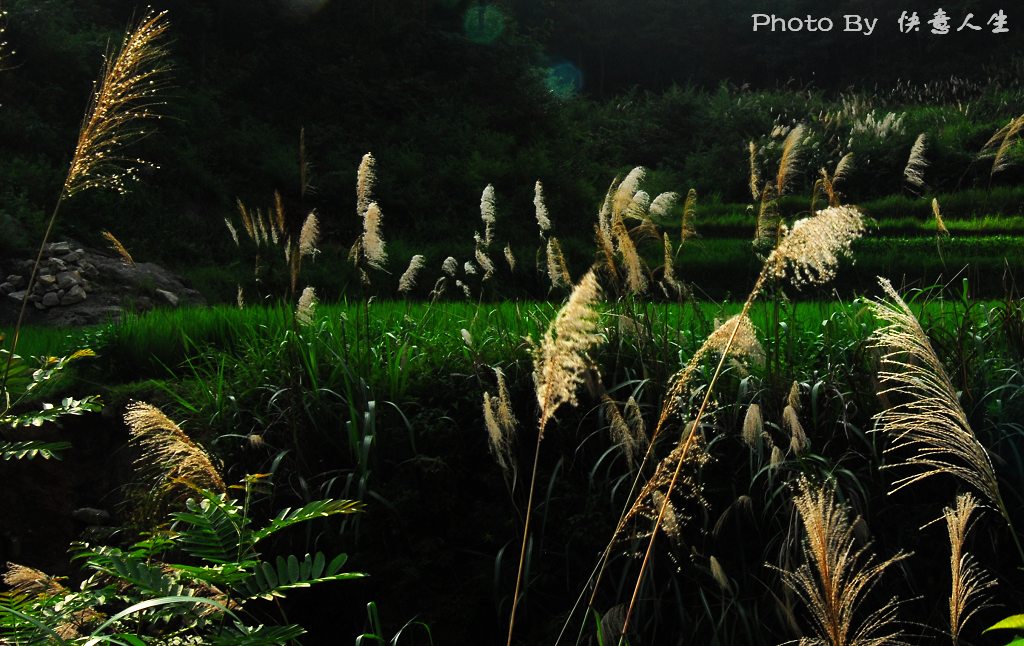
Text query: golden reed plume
64 10 172 198
776 477 908 646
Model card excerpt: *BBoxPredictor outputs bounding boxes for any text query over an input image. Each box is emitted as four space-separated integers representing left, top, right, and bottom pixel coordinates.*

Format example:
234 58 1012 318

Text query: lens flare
463 4 505 44
545 61 583 98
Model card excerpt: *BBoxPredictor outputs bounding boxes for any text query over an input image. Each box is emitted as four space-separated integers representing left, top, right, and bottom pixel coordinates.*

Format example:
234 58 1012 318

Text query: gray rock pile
0 241 205 326
1 242 96 311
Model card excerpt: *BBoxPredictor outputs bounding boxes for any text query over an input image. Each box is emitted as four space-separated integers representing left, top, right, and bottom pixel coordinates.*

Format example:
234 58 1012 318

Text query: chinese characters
899 9 1009 34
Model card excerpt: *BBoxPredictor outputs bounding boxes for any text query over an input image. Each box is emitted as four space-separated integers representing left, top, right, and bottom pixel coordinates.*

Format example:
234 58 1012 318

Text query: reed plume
623 190 651 221
932 198 949 236
945 493 995 644
611 207 864 641
362 202 387 270
484 368 518 476
102 230 135 265
904 133 928 190
442 256 458 276
298 211 320 257
1 9 171 381
613 167 646 217
463 261 478 276
776 124 806 196
124 401 225 506
869 278 1019 549
224 217 240 246
755 182 781 247
507 271 604 646
749 141 761 201
610 206 647 294
3 563 67 597
660 232 681 297
648 191 678 220
295 286 317 325
480 184 497 246
766 205 865 288
398 254 425 294
741 402 763 450
980 114 1024 176
476 245 496 281
63 10 172 198
602 395 646 469
534 180 552 234
546 237 572 289
504 244 516 271
357 152 376 216
680 188 698 242
776 477 908 646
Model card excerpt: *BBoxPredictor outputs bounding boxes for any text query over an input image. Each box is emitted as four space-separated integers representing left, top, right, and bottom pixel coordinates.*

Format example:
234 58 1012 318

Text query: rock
56 270 81 290
71 507 112 525
35 274 57 293
47 258 67 272
5 275 24 288
61 251 82 263
78 261 98 278
155 288 179 307
46 242 71 254
7 290 26 303
41 292 59 308
60 285 87 305
0 283 11 296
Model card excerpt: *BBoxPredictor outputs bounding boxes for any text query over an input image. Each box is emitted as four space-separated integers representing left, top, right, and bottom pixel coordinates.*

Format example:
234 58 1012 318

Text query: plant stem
617 270 767 644
506 423 545 646
1 198 64 393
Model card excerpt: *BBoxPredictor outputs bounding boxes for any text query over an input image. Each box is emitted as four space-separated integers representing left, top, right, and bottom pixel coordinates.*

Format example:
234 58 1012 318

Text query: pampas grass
295 286 316 325
63 10 172 198
546 237 572 290
749 141 761 201
483 369 518 476
534 180 552 234
681 188 698 242
776 124 806 197
507 271 604 646
124 401 225 510
398 254 425 294
503 244 516 271
980 114 1024 176
932 198 949 236
362 202 387 270
480 184 497 246
298 211 320 257
2 9 172 379
766 206 866 288
648 191 678 220
904 133 928 190
945 493 995 644
777 477 908 646
869 278 1020 553
357 152 376 216
613 167 646 217
102 230 135 265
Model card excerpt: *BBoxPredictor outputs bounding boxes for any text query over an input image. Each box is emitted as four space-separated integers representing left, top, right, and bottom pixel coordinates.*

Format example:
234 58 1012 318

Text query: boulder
0 240 206 325
155 288 179 307
56 271 81 290
60 285 87 305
